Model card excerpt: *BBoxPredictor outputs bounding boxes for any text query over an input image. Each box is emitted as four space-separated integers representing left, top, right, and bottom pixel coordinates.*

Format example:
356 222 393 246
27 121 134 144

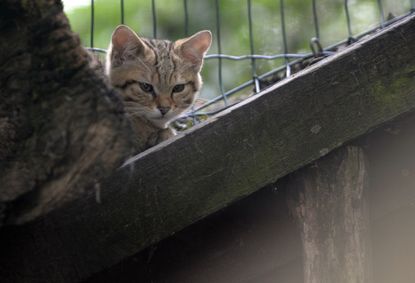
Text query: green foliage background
64 0 411 101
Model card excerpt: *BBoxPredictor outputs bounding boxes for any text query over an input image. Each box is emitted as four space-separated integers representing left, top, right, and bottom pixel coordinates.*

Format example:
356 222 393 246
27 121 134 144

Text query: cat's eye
139 82 154 93
172 84 185 93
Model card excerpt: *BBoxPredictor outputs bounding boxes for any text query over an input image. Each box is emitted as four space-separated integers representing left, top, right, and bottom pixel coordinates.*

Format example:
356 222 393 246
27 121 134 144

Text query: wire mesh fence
82 0 414 129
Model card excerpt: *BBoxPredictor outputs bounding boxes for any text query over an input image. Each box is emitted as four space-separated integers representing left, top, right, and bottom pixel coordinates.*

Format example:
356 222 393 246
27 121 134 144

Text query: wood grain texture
0 0 133 225
285 146 371 283
1 14 414 283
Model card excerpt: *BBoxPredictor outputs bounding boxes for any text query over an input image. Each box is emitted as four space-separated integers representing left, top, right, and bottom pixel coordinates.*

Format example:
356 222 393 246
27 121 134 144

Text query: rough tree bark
0 0 133 225
284 146 372 283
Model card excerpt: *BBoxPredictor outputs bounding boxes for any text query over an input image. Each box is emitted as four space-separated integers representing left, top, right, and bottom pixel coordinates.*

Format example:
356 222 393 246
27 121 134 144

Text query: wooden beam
284 146 371 283
1 14 415 283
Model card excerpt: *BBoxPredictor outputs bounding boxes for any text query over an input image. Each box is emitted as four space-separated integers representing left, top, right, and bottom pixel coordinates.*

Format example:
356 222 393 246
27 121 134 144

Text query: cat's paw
144 127 175 149
158 127 176 142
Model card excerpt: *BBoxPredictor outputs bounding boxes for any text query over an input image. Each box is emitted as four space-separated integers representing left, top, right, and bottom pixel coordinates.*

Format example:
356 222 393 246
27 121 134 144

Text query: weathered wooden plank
1 14 415 283
86 184 303 283
284 146 371 283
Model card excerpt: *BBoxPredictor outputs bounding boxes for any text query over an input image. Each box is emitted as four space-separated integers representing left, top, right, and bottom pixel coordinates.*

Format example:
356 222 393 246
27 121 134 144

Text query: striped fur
106 25 211 149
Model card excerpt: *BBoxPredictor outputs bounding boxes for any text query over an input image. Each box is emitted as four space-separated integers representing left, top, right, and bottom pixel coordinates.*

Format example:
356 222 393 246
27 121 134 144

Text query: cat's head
106 25 212 129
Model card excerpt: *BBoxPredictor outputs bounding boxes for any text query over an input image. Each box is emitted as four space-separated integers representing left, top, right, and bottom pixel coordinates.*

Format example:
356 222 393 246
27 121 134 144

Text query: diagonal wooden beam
1 14 415 283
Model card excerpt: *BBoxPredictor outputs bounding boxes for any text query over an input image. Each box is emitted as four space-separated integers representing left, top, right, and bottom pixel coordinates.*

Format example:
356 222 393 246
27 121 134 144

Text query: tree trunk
0 0 133 225
284 146 372 283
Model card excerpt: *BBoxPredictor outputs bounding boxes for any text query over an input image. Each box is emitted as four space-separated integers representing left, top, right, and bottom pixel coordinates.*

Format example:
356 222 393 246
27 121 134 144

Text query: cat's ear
175 30 212 68
110 25 152 61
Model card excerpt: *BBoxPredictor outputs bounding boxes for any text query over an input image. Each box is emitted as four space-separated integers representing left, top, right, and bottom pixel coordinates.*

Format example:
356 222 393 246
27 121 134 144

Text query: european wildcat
105 25 212 150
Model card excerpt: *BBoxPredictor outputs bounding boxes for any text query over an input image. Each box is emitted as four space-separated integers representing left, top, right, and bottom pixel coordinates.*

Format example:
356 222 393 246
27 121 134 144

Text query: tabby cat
105 25 212 150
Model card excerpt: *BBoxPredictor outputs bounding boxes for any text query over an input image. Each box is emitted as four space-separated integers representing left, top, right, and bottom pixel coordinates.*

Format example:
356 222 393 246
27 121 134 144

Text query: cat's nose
157 106 171 116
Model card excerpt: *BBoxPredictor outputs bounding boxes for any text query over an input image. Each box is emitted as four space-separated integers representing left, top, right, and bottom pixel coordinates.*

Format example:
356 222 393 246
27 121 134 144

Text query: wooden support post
284 146 371 283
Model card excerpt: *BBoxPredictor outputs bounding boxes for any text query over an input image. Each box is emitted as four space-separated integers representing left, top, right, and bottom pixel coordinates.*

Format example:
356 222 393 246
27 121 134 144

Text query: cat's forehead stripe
150 41 176 86
168 56 177 84
142 38 175 81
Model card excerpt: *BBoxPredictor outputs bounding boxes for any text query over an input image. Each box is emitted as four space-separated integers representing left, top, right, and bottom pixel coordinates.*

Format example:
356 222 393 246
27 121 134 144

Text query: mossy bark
0 0 133 225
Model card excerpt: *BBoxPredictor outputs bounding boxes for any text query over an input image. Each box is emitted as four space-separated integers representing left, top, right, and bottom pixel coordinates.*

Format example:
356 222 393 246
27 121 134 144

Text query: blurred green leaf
64 0 411 101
